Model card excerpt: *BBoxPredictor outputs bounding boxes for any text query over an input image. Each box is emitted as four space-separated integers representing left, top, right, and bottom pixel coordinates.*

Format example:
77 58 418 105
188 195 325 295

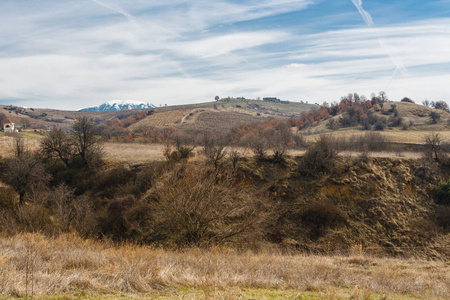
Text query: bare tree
422 99 431 107
3 156 49 204
72 117 102 167
269 122 301 163
424 132 446 162
202 130 227 169
13 135 29 158
47 184 93 232
40 129 73 167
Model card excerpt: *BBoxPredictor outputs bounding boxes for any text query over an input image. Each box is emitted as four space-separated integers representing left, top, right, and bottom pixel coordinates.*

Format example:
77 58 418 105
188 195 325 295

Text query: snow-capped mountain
79 100 156 111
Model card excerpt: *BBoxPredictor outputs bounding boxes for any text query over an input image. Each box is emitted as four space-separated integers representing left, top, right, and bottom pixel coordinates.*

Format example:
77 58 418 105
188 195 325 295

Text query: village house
3 120 15 133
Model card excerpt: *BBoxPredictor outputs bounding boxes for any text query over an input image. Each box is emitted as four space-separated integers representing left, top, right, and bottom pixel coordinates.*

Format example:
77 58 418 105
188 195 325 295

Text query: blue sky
0 0 449 110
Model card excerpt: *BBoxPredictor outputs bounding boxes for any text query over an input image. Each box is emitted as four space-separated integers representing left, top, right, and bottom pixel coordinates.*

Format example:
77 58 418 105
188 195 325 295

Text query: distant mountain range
79 100 156 111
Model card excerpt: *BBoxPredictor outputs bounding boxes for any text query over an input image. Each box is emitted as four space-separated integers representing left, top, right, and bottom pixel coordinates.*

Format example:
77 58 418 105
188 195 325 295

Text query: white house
3 120 15 133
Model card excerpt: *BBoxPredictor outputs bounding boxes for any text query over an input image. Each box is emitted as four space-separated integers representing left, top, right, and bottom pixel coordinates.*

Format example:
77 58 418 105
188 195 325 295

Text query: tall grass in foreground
0 233 448 299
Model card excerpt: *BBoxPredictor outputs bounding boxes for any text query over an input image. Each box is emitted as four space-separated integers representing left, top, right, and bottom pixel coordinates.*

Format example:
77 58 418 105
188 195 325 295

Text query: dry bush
146 165 272 247
46 184 95 235
300 135 339 177
201 130 228 169
423 132 449 164
337 131 390 152
298 200 349 241
97 195 152 242
162 129 197 162
435 206 450 232
232 119 301 164
94 164 137 198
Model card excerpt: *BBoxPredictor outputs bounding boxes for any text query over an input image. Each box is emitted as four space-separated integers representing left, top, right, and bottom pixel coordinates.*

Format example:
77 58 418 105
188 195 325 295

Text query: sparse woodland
1 98 450 299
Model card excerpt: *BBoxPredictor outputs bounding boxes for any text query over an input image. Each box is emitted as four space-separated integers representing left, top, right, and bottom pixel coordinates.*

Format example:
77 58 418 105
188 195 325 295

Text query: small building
3 120 15 133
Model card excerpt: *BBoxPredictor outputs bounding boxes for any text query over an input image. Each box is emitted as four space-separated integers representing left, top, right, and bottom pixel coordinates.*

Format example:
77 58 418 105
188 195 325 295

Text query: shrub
374 117 387 131
435 206 450 231
147 166 271 247
401 97 414 103
429 111 441 124
326 118 339 130
434 178 450 205
98 195 152 241
300 135 339 177
388 116 403 127
299 200 348 241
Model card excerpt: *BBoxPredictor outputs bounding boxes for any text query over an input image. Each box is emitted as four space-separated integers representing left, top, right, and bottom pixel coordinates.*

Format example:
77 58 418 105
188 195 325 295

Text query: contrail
349 0 408 88
91 0 140 29
350 0 373 27
90 0 191 78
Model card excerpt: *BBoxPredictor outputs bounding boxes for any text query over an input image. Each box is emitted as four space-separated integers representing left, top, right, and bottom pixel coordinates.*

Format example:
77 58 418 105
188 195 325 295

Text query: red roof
4 120 14 124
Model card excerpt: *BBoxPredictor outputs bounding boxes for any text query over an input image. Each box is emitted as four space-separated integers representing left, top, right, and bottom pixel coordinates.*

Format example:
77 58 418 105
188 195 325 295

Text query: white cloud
173 31 289 58
0 1 449 109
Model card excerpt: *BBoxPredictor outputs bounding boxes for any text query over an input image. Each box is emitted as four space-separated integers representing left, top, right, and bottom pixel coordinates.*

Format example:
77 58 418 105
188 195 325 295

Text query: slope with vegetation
0 97 449 298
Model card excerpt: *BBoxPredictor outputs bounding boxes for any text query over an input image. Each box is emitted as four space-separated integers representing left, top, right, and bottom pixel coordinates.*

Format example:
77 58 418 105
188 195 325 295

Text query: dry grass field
129 109 193 129
178 110 260 133
303 130 450 145
0 133 429 163
0 233 448 300
102 142 166 163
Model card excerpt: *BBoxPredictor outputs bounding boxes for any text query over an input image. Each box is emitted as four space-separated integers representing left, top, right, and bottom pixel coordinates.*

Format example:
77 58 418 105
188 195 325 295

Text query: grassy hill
0 99 314 131
300 102 450 150
130 98 314 133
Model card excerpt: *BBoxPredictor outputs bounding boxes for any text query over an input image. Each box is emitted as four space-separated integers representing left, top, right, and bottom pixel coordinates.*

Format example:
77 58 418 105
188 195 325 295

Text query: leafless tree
202 130 227 169
424 132 447 163
72 117 102 167
3 156 49 204
41 117 102 168
40 129 73 167
46 184 93 232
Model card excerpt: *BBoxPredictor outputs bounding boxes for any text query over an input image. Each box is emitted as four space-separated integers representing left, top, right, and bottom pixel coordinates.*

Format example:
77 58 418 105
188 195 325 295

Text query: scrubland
0 234 448 300
1 100 450 299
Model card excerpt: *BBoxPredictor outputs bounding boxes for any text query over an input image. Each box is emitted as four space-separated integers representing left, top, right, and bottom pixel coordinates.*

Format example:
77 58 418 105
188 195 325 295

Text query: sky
0 0 449 110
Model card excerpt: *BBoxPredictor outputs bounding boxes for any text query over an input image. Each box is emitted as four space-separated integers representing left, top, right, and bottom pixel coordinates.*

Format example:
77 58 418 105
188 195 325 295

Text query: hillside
304 101 450 133
130 98 314 132
297 101 450 153
0 99 314 131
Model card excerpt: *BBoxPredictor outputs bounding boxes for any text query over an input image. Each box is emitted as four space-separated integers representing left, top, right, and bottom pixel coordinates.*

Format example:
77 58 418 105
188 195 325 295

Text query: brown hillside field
0 233 448 299
129 109 193 129
0 133 432 162
303 130 450 145
130 108 262 133
306 101 450 134
0 99 314 131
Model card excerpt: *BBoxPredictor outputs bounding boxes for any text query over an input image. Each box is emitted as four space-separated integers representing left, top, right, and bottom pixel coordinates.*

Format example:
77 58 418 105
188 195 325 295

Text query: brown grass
130 109 193 129
304 130 450 145
0 233 448 299
102 142 166 163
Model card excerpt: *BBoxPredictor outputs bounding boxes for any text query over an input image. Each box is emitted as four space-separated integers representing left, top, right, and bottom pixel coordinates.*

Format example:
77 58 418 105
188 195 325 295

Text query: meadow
0 233 448 300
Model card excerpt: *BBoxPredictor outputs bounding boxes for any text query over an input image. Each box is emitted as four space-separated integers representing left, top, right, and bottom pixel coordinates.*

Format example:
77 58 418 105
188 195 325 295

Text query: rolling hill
0 98 315 131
